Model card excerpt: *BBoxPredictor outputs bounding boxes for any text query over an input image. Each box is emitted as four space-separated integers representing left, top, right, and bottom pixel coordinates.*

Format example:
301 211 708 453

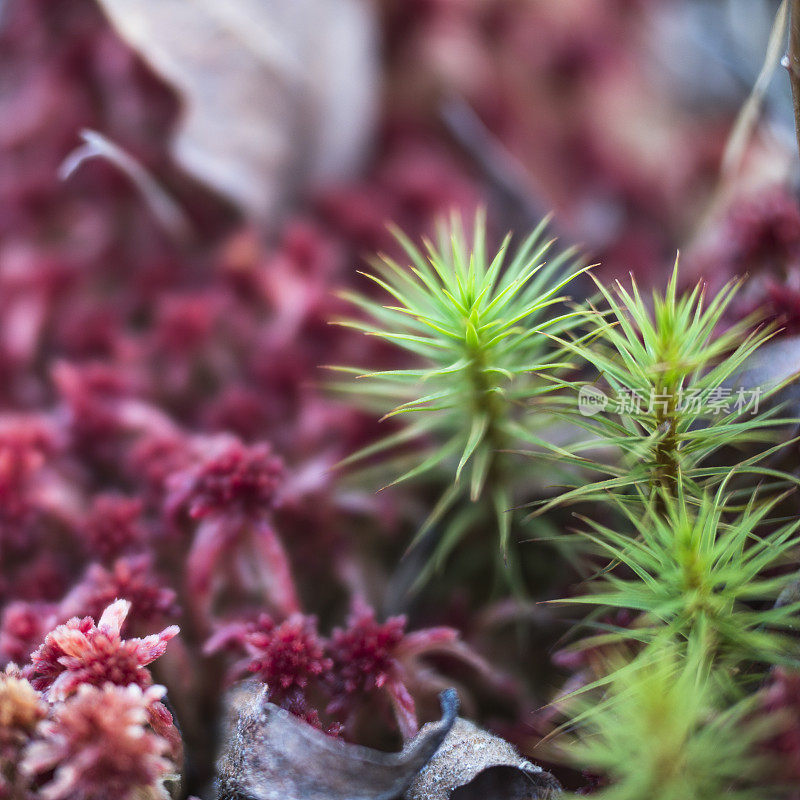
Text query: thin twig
60 129 194 245
439 97 548 231
722 0 788 177
786 0 800 162
684 0 791 264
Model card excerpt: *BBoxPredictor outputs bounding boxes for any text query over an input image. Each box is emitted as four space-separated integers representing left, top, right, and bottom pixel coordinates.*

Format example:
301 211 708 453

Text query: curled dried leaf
404 718 559 800
216 685 459 800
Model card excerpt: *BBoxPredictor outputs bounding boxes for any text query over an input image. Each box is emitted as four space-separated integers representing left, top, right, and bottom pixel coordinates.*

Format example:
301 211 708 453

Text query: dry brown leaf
92 0 378 222
404 717 560 800
216 685 459 800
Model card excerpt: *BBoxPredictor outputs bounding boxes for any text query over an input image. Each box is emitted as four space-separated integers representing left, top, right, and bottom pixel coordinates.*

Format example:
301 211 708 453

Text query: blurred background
2 1 798 285
1 0 800 793
3 0 800 501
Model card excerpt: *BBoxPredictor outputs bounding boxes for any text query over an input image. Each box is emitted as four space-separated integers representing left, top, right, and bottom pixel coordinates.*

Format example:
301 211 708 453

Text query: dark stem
650 375 681 515
653 387 679 493
466 342 517 581
466 342 508 493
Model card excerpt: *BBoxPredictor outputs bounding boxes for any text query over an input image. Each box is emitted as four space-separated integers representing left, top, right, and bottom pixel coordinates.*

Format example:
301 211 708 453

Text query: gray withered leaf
216 686 459 800
404 717 560 800
91 0 378 223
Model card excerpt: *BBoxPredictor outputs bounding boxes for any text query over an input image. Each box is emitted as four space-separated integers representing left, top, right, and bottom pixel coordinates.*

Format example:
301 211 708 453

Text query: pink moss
22 684 173 800
27 600 178 701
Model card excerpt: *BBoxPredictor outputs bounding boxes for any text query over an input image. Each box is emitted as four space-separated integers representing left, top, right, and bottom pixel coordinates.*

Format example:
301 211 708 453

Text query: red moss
22 684 173 800
0 602 59 668
326 603 421 739
128 433 194 502
201 385 271 440
206 613 337 734
0 423 53 551
328 603 406 697
169 438 283 521
59 557 179 634
217 613 331 703
726 189 800 274
153 293 219 354
81 493 145 563
27 600 178 701
761 668 800 784
54 362 134 446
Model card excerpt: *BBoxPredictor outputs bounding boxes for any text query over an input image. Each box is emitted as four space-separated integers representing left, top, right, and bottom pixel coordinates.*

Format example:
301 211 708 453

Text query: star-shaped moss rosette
561 640 776 800
27 599 178 701
556 482 800 680
332 211 586 579
531 264 796 512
